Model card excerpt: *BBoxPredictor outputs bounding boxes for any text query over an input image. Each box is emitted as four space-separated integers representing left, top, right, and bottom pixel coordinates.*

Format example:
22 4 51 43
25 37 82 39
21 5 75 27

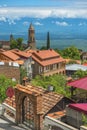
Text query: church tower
28 23 36 50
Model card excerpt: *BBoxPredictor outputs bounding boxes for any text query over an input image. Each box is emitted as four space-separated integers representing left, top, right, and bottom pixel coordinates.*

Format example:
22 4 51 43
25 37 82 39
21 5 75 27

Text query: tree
62 46 80 60
10 38 24 50
31 74 70 97
47 32 50 49
72 70 87 79
0 75 17 103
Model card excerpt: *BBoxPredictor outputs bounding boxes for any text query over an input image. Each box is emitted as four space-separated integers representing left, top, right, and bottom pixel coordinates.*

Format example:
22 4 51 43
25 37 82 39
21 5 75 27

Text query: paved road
0 116 26 130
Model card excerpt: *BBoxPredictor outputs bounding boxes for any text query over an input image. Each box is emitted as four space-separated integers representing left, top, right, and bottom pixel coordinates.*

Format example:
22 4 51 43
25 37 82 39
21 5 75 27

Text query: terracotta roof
0 49 5 52
32 50 65 66
83 63 87 66
4 96 16 109
65 59 81 64
32 49 60 60
11 49 31 58
69 103 87 115
67 77 87 90
47 110 66 119
1 51 20 61
15 60 24 65
4 84 64 116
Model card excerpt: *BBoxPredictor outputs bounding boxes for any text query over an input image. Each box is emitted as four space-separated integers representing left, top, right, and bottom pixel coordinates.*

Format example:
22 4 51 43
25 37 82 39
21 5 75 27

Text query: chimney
47 85 54 92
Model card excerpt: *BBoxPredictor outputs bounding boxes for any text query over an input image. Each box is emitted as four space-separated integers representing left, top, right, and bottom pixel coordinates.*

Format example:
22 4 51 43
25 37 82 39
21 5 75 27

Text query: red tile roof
47 110 66 119
4 84 64 116
69 103 87 115
1 51 20 61
83 63 87 66
32 49 65 66
33 49 60 60
11 49 31 58
67 77 87 90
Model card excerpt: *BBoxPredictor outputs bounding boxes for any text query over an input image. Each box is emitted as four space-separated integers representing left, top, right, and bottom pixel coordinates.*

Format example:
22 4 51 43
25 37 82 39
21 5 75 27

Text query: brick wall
0 62 20 82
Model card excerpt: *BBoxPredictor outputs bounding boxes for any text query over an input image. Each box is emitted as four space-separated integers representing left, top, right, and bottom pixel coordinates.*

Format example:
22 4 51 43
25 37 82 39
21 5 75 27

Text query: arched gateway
15 84 43 130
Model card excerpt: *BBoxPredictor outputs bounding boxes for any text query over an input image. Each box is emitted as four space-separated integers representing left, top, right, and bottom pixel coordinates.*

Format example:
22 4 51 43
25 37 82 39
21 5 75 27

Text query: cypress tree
47 32 50 49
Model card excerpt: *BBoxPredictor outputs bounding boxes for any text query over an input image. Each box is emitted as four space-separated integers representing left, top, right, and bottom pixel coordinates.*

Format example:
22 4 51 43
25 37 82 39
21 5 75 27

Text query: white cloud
7 19 16 25
0 7 87 20
0 16 6 22
23 21 29 26
79 22 87 26
34 22 43 26
55 21 68 26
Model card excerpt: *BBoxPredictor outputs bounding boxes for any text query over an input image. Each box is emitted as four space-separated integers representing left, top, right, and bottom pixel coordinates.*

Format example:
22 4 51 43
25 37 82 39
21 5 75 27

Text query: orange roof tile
4 84 64 116
47 110 66 119
2 51 20 61
11 49 31 58
15 60 24 65
32 55 65 66
33 49 60 60
83 63 87 66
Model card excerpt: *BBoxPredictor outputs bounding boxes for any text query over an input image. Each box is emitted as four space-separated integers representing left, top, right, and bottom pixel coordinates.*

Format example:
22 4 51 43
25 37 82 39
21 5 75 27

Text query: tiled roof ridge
1 51 20 61
32 49 60 60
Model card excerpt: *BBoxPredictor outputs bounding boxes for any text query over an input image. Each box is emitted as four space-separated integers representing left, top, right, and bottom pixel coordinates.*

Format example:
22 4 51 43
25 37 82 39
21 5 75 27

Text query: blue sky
0 0 87 8
0 0 78 7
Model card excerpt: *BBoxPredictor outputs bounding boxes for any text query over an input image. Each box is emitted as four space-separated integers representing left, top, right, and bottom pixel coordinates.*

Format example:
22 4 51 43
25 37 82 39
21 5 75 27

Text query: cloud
0 7 87 20
23 21 29 26
34 22 43 26
55 21 68 26
79 22 87 26
0 16 6 22
7 19 16 25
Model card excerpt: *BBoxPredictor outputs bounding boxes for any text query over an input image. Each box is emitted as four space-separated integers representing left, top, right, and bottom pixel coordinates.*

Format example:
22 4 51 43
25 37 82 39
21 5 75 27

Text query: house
0 41 10 50
0 49 33 79
32 49 65 78
0 61 20 81
67 76 87 102
66 103 87 128
11 49 32 79
66 64 87 76
81 52 87 61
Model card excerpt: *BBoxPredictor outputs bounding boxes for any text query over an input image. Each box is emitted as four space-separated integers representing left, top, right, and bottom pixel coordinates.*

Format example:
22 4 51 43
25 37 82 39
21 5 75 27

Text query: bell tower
28 23 36 50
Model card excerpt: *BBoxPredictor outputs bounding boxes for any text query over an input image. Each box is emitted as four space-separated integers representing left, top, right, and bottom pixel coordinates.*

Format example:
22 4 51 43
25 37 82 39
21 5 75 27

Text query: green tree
10 38 24 50
20 67 27 84
47 32 50 49
62 46 80 60
0 75 17 103
72 70 87 79
31 74 70 97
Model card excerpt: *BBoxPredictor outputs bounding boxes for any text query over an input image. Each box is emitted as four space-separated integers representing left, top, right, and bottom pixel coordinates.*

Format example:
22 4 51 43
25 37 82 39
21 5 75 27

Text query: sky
0 0 87 19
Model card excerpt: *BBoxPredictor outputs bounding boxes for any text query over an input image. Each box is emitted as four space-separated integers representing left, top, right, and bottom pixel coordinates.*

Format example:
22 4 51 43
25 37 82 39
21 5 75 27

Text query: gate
22 96 34 129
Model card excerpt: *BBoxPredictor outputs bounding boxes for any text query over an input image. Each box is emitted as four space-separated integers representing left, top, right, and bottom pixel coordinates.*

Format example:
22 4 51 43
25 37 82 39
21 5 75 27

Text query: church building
28 23 36 50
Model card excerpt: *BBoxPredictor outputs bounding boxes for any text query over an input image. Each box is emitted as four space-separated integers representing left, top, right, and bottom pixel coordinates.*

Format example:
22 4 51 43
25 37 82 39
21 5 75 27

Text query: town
0 22 87 130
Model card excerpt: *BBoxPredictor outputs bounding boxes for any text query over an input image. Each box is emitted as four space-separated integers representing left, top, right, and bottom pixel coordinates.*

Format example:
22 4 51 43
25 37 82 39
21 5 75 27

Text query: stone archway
15 85 43 130
22 96 34 129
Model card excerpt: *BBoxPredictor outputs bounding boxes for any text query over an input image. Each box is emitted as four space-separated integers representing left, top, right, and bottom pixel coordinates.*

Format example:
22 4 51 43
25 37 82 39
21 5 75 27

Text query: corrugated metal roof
67 77 87 90
66 64 87 71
